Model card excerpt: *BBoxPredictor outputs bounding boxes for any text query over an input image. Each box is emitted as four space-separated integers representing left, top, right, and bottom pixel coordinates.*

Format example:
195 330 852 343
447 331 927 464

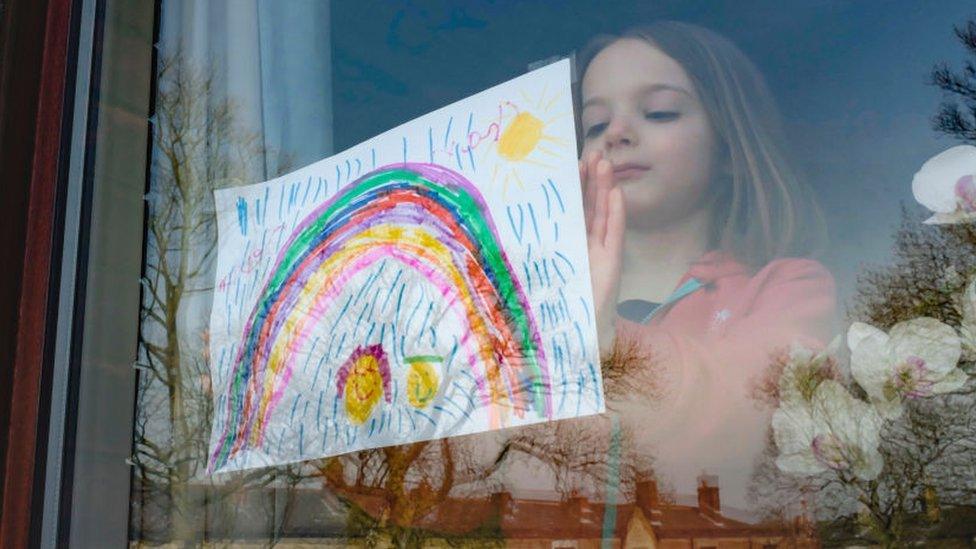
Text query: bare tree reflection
931 18 976 145
308 337 658 546
130 54 305 547
313 438 505 546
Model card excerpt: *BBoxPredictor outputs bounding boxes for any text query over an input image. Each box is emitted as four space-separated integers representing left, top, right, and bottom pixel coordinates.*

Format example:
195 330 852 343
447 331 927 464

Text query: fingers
592 158 613 244
580 159 590 229
606 185 626 256
582 150 602 230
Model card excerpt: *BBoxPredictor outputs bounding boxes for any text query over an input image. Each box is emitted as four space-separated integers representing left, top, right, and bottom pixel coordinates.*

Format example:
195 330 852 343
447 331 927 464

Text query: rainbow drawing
209 163 551 472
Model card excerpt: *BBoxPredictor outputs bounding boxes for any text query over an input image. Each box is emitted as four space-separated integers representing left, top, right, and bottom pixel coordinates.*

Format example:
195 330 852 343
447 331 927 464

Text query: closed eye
584 122 608 139
645 111 680 121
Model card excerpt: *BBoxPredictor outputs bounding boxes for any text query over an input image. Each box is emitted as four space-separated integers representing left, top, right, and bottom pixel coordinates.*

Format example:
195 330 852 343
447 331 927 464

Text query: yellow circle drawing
406 357 440 409
344 353 384 424
498 112 544 161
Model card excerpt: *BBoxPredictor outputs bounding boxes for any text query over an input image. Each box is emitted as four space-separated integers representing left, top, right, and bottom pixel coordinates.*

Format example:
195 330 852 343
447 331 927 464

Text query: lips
612 163 650 182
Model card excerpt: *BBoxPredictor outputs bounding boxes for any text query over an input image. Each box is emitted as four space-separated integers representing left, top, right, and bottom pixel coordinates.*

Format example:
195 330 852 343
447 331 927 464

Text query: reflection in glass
124 4 976 547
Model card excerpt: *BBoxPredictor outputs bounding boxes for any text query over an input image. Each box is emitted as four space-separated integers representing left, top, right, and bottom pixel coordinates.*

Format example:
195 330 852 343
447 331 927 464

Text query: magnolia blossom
773 380 884 481
912 145 976 224
778 337 842 406
848 318 965 419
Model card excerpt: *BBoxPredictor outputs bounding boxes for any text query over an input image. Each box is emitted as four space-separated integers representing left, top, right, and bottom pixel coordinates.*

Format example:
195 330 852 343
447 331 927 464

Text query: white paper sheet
207 59 604 473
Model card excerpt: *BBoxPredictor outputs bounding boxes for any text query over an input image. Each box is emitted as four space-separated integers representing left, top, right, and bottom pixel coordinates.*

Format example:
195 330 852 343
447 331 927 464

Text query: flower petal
930 367 968 394
772 405 818 454
912 145 976 213
848 322 887 351
923 211 976 225
779 340 840 406
812 381 885 478
889 317 961 377
850 399 886 482
848 323 893 400
776 453 827 477
823 334 844 357
811 381 866 435
852 447 884 481
962 276 976 327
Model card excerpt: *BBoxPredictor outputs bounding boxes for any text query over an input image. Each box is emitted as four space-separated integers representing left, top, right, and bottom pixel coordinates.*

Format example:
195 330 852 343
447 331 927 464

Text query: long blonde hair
577 21 826 267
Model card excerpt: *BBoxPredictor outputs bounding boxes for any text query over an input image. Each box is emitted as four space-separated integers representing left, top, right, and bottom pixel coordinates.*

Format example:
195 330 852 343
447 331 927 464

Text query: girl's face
581 38 723 231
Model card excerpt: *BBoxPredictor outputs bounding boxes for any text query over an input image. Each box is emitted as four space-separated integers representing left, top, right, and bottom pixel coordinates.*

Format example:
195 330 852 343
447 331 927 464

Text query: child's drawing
207 60 603 473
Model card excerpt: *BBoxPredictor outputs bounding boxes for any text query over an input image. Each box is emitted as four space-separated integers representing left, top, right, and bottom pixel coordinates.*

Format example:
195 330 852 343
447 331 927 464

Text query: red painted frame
0 0 76 547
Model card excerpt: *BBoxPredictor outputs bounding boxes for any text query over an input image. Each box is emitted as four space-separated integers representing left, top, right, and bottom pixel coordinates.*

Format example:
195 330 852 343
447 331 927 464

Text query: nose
603 114 637 150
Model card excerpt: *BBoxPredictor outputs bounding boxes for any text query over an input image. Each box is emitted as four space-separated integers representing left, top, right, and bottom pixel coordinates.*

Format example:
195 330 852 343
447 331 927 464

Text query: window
43 1 976 547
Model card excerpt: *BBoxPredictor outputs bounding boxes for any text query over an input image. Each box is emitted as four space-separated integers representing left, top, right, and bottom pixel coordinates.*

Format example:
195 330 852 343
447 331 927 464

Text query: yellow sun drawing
489 86 571 197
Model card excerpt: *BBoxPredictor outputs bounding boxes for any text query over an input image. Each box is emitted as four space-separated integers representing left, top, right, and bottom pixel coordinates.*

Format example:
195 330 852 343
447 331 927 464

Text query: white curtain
158 0 333 178
144 1 334 540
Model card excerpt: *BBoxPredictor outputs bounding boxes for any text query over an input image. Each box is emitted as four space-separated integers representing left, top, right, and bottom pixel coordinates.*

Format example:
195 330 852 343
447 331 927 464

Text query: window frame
31 0 157 546
0 0 85 547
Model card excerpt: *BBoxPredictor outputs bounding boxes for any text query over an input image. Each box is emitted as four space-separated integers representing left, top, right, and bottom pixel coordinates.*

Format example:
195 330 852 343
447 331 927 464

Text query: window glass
114 1 976 546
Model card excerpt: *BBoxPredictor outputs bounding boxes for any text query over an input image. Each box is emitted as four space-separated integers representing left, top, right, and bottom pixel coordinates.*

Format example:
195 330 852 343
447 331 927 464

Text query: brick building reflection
337 474 818 547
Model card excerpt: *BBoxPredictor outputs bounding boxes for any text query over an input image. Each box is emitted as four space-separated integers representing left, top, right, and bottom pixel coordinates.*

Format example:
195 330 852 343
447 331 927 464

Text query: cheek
649 124 716 186
625 122 718 223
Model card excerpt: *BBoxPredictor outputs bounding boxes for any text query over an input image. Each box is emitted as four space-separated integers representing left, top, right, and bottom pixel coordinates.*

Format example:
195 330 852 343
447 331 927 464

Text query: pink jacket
614 251 837 507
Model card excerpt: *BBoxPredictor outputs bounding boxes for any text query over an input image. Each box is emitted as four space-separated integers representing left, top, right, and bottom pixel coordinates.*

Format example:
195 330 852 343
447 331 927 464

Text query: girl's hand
580 151 626 350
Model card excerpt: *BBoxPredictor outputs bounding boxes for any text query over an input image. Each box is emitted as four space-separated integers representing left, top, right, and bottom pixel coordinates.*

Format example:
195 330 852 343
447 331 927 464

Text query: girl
578 21 837 509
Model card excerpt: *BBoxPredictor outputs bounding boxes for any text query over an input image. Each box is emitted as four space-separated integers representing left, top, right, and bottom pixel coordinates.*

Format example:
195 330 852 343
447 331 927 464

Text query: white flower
779 336 843 406
773 380 884 481
848 318 965 419
912 145 976 224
